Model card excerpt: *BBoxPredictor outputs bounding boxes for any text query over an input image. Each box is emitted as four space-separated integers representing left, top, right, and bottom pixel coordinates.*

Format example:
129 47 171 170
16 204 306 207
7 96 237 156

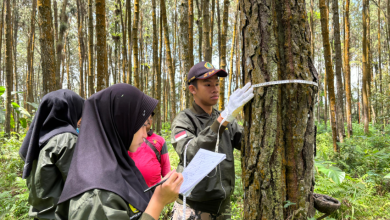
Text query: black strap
144 139 161 162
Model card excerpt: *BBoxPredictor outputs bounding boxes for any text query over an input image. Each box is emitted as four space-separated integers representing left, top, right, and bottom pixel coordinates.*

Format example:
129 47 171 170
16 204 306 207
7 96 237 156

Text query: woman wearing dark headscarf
19 89 84 220
58 84 183 220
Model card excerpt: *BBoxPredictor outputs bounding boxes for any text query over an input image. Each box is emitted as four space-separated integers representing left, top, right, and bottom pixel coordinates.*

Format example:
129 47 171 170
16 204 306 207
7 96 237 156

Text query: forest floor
1 122 390 219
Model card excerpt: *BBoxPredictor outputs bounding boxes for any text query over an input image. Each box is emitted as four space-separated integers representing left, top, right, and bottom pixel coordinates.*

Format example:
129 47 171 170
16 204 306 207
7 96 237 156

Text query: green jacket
59 189 154 220
26 133 77 220
171 101 243 214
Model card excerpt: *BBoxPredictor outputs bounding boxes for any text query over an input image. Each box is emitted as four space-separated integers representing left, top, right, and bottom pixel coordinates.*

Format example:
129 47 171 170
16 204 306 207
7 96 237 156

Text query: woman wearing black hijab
58 84 183 220
19 89 84 220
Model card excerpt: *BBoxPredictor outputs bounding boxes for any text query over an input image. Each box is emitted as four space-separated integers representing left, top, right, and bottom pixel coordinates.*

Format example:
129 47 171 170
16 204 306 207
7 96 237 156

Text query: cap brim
196 69 228 80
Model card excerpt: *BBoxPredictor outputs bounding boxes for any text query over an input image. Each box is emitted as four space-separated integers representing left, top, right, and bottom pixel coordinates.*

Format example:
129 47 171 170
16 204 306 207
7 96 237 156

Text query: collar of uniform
190 101 218 117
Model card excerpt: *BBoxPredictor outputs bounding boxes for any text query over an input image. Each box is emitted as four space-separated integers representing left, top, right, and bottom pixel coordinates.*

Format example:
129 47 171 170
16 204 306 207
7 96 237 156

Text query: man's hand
220 82 254 123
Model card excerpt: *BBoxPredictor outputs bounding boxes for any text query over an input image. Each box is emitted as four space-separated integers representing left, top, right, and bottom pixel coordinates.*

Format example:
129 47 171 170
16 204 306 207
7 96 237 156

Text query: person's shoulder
45 132 78 148
150 133 165 145
172 109 194 125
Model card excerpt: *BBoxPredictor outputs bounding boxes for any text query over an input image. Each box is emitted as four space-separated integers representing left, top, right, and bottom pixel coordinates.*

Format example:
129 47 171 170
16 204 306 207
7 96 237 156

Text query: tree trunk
227 0 238 99
120 0 127 84
38 0 57 95
332 0 344 144
189 0 194 67
126 0 132 84
202 0 211 61
344 0 352 137
27 0 37 112
76 0 84 97
362 0 369 134
54 0 58 44
241 0 316 218
218 0 228 110
195 0 202 61
152 0 162 132
319 0 338 152
180 0 190 110
132 0 140 88
55 0 68 90
161 0 177 119
4 0 12 135
88 0 94 96
96 0 107 91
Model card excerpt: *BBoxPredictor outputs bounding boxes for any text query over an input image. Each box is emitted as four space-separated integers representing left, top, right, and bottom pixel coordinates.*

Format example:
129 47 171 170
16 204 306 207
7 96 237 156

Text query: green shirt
63 189 155 220
26 133 78 220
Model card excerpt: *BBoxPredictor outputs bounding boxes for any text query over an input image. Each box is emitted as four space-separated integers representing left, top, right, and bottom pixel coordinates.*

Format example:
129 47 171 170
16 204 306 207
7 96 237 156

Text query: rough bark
189 0 194 67
27 0 37 112
332 0 344 143
241 0 316 218
195 0 202 61
120 0 127 83
38 0 57 94
88 0 94 96
180 0 190 110
202 0 211 61
161 0 177 119
55 0 68 90
126 0 132 84
344 0 352 137
132 0 140 88
218 0 228 111
4 0 12 135
95 0 107 91
319 0 338 152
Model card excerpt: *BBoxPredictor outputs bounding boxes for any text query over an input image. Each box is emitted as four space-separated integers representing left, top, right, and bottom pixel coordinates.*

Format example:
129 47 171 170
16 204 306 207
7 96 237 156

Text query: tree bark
126 0 132 84
38 0 57 95
27 0 37 112
96 0 107 91
180 0 190 110
332 0 344 143
161 0 177 119
132 0 140 88
218 0 228 110
344 0 352 137
363 0 369 134
76 0 84 97
202 0 211 61
88 0 94 96
4 0 12 135
319 0 338 152
227 0 238 99
241 0 316 218
120 0 127 83
195 0 202 61
55 0 68 90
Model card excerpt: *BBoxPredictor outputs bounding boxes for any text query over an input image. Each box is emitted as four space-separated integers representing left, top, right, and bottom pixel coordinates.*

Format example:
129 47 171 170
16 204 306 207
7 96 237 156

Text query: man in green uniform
171 61 254 219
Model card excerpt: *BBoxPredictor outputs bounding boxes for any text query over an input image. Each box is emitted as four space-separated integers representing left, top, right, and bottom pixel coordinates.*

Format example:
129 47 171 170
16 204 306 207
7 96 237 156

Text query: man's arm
171 112 227 165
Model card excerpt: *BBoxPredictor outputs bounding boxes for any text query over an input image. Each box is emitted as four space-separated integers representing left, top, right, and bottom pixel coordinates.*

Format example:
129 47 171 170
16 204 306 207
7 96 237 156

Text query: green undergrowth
2 122 390 219
314 122 390 219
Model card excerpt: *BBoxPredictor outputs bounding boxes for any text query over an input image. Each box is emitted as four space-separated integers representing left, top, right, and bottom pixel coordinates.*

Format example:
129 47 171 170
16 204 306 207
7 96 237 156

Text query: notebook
179 149 226 196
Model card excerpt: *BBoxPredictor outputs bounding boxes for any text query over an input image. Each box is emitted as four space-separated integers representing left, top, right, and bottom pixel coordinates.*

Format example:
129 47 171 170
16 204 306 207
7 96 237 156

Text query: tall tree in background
76 0 84 97
344 0 352 137
38 0 57 94
88 0 94 95
27 0 37 111
241 0 317 218
95 0 107 91
161 0 177 118
378 0 383 127
362 0 369 133
195 0 202 61
4 0 12 135
227 0 238 99
132 0 140 88
218 0 228 110
202 0 211 61
126 0 132 84
189 0 194 67
55 0 68 89
319 0 338 151
332 0 344 143
152 0 161 132
180 0 190 109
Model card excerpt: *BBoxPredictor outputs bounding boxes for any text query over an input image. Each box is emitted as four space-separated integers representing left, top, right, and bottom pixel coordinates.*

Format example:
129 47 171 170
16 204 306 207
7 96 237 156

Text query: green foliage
0 133 29 219
314 122 390 219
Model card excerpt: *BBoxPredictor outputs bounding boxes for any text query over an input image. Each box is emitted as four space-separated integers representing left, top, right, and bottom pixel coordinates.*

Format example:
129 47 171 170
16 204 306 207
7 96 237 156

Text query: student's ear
188 85 197 95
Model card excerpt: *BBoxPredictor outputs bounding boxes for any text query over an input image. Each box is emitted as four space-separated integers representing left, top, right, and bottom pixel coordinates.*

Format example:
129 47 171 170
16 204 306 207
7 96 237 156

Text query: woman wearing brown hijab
58 84 183 220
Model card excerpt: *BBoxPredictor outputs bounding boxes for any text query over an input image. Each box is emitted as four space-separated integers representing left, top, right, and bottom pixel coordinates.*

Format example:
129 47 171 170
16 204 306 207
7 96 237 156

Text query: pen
144 178 168 193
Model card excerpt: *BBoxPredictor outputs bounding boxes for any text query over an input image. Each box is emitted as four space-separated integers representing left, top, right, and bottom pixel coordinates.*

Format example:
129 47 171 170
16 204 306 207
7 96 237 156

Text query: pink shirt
128 133 171 187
